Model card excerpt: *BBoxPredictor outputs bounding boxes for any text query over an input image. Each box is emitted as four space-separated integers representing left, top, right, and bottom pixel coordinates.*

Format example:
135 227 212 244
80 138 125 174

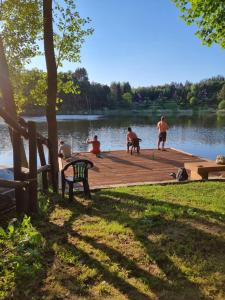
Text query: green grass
0 182 225 299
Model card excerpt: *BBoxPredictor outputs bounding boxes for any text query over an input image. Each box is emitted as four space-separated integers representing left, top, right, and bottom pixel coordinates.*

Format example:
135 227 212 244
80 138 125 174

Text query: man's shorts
159 132 167 142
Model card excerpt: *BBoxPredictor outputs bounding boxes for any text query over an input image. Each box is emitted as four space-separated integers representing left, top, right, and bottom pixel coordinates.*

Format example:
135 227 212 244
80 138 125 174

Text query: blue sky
29 0 225 87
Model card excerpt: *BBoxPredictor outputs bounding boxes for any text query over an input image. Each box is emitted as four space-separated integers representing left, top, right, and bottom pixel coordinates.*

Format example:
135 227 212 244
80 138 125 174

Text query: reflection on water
0 114 225 166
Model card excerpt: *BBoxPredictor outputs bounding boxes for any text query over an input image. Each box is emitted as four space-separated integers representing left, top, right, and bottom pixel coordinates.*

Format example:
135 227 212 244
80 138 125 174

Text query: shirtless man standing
157 116 169 151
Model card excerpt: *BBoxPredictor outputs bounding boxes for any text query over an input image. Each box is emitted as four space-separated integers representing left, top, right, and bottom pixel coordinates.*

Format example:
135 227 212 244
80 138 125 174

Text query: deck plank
61 148 205 189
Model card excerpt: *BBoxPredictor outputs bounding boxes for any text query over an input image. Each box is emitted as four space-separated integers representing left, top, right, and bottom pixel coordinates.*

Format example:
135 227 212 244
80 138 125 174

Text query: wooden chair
61 159 94 201
130 138 142 155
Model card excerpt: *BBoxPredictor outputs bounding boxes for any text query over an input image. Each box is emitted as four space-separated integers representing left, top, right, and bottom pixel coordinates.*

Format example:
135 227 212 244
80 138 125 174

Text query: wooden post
28 121 38 214
12 130 27 214
37 139 48 191
48 139 58 192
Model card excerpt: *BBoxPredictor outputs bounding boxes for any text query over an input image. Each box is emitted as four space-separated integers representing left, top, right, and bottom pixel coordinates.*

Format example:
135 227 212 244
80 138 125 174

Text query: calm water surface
0 114 225 166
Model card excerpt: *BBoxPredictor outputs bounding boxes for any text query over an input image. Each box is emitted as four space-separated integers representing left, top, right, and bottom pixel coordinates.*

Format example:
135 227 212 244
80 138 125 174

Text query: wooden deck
60 148 205 189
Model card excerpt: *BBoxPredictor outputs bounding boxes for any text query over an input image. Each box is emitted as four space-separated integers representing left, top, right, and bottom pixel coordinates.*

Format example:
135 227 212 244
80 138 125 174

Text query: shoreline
20 107 219 118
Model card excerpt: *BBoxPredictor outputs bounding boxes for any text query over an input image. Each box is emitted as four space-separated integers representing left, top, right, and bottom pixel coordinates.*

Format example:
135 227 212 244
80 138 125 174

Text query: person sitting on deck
157 116 169 151
58 141 72 159
126 127 139 153
86 135 101 157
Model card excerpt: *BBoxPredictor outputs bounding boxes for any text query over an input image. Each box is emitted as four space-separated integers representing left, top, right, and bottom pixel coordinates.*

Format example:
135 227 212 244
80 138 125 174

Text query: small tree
217 84 225 103
43 0 58 190
172 0 225 48
218 100 225 110
1 0 93 186
189 96 197 106
110 82 122 104
0 0 42 167
43 0 93 188
122 92 133 105
122 82 132 94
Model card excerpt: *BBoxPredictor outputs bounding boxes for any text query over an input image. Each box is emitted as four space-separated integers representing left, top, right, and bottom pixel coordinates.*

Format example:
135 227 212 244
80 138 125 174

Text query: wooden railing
0 107 55 215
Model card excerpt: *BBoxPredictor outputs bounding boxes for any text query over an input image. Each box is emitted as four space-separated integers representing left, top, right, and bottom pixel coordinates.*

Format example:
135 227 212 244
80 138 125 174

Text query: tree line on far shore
12 67 225 115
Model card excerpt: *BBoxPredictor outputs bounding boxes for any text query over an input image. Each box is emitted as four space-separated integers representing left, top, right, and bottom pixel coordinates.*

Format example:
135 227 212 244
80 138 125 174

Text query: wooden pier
61 148 206 189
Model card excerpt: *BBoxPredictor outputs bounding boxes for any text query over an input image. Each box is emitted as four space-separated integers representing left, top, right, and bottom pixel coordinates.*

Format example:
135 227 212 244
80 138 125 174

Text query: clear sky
29 0 225 87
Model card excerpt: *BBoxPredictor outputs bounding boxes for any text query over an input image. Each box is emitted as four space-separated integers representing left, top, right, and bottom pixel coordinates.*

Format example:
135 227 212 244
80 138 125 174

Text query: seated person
126 127 138 153
86 135 101 156
58 141 72 159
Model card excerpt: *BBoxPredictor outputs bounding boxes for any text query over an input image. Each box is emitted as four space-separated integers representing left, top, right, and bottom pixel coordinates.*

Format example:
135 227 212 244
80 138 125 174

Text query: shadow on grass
11 187 225 299
35 199 152 300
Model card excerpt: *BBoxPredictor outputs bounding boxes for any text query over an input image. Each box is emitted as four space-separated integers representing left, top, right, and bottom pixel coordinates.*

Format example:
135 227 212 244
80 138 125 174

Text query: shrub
218 100 225 110
217 84 225 102
189 96 197 106
122 92 133 104
0 216 44 299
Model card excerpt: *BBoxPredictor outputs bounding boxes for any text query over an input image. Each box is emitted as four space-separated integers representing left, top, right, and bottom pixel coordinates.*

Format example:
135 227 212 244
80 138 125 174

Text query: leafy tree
217 84 225 102
54 1 93 68
42 0 92 189
110 82 122 104
73 68 89 83
43 0 58 190
72 68 91 111
0 37 28 166
122 92 133 105
0 0 42 167
1 0 93 182
189 96 197 106
172 0 225 48
40 1 93 181
89 83 110 110
1 0 92 111
218 100 225 110
12 70 225 114
0 0 42 72
122 82 132 94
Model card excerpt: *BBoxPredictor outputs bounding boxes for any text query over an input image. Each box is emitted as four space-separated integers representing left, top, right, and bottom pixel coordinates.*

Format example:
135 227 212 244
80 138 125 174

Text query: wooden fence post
48 139 58 193
12 130 27 214
28 121 38 214
37 139 48 191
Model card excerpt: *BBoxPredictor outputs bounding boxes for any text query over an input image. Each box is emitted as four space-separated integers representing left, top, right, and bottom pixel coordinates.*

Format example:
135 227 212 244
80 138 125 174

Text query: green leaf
0 227 7 238
7 224 15 238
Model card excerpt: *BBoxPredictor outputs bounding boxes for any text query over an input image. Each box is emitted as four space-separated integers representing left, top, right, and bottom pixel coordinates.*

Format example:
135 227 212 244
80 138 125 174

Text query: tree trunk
43 0 59 192
0 35 28 168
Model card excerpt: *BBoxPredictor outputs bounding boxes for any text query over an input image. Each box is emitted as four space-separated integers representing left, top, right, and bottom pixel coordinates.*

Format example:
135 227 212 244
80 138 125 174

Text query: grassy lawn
0 182 225 300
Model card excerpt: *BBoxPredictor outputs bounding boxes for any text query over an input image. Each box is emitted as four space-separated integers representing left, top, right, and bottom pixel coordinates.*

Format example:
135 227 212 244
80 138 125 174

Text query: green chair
61 159 94 201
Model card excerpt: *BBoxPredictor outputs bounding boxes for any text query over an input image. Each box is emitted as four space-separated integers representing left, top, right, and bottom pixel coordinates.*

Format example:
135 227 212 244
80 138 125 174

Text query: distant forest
3 68 225 115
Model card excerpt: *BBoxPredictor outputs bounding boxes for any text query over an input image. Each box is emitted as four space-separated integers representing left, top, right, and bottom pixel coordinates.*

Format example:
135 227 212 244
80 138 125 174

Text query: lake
0 113 225 167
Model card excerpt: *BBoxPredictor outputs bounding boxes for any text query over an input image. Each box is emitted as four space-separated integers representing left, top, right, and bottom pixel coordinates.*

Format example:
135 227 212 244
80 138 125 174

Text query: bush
217 84 225 102
218 100 225 110
122 92 133 104
189 96 197 106
0 216 44 299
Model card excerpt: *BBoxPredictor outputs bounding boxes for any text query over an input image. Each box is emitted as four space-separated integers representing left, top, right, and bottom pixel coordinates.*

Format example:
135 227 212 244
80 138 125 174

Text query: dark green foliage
0 215 44 299
122 92 133 105
218 100 225 110
217 84 225 102
172 0 225 49
17 68 225 114
189 96 197 106
122 82 132 94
